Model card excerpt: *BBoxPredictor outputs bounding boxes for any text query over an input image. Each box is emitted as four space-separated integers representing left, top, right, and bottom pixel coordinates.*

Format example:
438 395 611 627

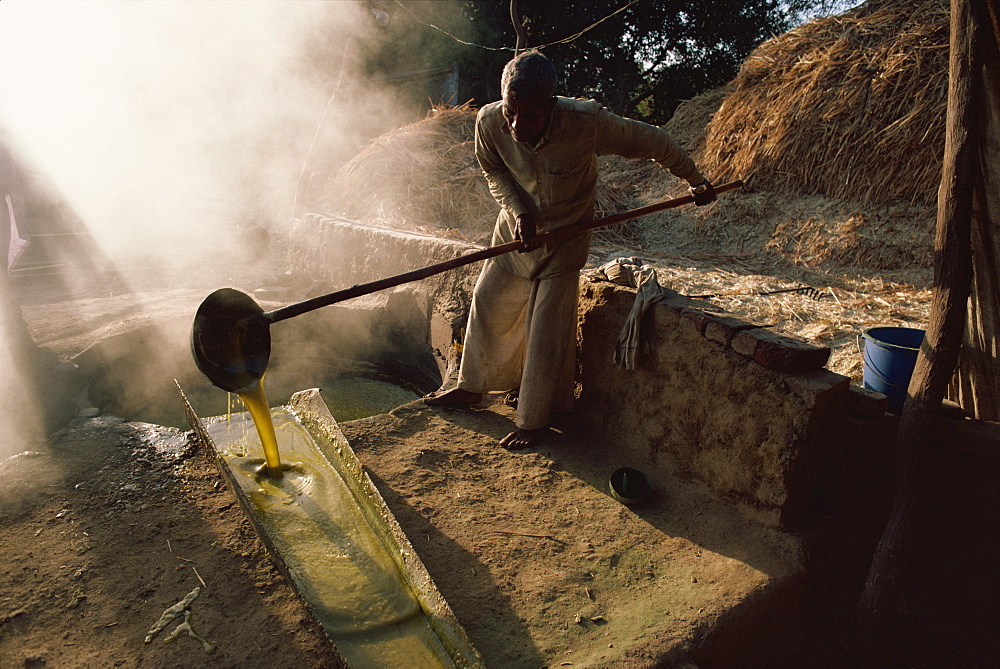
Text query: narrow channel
205 408 454 668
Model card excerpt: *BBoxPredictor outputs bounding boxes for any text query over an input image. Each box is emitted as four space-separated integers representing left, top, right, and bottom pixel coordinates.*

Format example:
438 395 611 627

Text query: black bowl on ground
609 467 652 505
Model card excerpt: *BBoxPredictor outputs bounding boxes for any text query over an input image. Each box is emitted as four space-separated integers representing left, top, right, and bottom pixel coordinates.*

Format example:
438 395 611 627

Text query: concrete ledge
679 307 713 336
661 284 831 374
705 315 759 347
731 328 831 372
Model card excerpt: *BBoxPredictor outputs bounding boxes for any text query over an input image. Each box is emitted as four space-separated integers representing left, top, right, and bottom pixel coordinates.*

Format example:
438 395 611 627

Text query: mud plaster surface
1 279 804 667
340 399 802 666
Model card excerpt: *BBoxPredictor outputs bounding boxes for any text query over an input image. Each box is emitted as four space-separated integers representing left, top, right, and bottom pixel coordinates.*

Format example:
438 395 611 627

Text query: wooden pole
855 0 981 656
948 0 1000 418
264 182 743 324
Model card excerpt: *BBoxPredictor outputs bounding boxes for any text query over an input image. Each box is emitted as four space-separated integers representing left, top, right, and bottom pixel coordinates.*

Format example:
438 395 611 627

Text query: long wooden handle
264 180 744 324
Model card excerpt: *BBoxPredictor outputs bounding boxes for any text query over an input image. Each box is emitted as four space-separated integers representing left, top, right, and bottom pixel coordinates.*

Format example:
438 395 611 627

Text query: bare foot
499 427 549 451
423 388 483 407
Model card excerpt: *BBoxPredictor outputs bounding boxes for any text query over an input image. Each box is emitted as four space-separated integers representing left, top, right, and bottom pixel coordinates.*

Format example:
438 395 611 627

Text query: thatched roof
701 0 949 205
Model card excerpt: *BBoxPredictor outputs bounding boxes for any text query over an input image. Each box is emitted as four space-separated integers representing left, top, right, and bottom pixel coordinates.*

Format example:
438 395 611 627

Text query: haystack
701 0 949 205
319 104 496 243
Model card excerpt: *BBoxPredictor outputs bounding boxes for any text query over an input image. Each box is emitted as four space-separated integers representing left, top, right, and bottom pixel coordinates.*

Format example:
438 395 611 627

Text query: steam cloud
0 1 398 262
0 1 429 459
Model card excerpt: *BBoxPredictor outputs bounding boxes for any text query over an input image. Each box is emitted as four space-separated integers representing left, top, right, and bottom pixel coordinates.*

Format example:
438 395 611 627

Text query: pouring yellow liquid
236 375 283 478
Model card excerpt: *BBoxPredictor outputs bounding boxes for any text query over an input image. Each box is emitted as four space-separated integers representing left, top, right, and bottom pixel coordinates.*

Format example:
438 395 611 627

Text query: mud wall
287 218 890 531
575 278 881 531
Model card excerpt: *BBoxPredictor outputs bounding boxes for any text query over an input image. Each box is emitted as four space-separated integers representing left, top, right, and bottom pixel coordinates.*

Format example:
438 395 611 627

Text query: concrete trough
179 384 484 668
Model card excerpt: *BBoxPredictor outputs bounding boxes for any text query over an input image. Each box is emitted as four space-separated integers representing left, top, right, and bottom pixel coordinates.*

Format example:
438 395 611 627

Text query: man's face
502 94 554 145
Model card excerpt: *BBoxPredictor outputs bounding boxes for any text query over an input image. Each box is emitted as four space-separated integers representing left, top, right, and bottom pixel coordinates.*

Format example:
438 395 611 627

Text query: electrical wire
390 0 641 52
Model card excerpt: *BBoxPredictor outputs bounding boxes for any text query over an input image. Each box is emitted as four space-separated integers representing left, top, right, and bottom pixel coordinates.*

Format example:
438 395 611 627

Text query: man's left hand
691 181 717 206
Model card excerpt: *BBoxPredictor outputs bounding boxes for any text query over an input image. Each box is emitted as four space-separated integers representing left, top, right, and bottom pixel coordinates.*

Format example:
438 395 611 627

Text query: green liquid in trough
206 409 453 668
316 377 419 422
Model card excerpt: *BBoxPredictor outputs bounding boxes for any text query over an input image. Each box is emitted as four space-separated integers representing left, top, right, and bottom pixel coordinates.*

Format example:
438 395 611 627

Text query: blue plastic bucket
860 326 925 414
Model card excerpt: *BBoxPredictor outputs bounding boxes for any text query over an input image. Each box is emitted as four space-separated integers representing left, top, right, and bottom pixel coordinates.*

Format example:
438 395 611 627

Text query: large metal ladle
191 180 743 392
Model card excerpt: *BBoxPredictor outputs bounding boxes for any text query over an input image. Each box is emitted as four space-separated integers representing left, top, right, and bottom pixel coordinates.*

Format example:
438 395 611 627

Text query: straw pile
587 241 932 382
319 103 495 243
701 0 949 205
320 103 630 244
664 85 731 162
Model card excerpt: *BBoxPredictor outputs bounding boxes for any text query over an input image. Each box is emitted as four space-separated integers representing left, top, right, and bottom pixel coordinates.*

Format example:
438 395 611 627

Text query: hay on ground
587 242 931 383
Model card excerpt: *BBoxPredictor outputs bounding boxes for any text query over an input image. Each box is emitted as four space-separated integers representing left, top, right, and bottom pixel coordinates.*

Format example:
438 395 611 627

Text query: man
425 50 716 450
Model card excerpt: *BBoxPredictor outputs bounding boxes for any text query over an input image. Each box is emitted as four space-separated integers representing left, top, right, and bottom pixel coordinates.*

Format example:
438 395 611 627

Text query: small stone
846 383 888 417
691 576 698 583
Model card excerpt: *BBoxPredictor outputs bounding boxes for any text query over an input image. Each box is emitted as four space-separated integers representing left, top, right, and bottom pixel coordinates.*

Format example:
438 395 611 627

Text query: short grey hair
501 50 557 100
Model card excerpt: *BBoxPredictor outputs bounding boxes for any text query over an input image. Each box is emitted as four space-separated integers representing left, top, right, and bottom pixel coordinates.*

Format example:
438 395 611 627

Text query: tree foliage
355 1 859 125
457 0 810 124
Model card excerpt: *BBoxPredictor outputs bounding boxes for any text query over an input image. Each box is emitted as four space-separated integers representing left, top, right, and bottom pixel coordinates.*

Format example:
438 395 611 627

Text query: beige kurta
475 96 705 280
458 96 705 429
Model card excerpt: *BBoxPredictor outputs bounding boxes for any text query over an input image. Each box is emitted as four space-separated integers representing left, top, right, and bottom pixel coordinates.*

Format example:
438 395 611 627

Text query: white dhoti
457 259 579 430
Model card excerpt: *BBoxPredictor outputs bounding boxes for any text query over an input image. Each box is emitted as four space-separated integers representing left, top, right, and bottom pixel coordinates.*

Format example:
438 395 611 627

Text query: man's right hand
691 180 717 206
515 213 541 252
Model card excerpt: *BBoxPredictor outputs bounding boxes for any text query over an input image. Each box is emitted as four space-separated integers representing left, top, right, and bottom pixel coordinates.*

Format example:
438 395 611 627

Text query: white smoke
0 1 371 262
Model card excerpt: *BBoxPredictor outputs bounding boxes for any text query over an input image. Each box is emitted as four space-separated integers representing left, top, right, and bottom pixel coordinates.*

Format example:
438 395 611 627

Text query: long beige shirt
475 96 705 280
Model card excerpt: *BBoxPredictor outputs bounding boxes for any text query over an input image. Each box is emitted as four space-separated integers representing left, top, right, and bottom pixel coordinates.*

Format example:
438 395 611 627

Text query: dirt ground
0 247 831 669
0 411 345 668
0 187 932 667
1 263 352 668
0 272 814 668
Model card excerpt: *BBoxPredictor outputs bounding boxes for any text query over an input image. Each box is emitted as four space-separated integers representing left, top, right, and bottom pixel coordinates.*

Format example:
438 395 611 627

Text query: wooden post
855 0 981 655
948 1 1000 417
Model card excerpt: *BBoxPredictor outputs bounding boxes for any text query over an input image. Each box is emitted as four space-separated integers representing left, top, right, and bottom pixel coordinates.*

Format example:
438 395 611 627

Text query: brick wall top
649 284 831 372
